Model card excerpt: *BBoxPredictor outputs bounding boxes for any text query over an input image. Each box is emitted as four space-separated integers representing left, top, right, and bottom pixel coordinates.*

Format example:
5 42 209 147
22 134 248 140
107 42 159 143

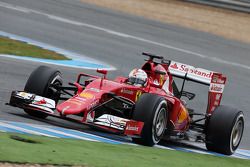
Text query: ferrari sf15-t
8 52 244 155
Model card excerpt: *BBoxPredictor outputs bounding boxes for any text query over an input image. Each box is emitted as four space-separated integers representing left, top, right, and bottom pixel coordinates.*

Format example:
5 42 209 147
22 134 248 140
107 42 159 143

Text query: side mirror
97 69 108 79
97 69 107 75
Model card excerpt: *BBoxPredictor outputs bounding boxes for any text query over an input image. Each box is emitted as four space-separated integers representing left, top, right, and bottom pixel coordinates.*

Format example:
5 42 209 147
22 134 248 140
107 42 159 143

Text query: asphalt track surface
0 0 250 150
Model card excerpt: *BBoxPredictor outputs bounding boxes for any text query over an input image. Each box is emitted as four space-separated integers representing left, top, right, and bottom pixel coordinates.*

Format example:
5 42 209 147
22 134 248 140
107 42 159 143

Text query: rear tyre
206 105 244 155
24 66 62 119
132 93 167 146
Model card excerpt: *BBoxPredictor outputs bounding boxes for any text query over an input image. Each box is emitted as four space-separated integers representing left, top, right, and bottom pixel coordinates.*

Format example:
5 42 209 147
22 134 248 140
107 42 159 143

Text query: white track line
50 127 123 143
30 125 97 142
237 149 250 157
0 2 30 13
154 145 174 150
1 2 250 70
184 148 212 155
32 124 121 143
0 122 57 138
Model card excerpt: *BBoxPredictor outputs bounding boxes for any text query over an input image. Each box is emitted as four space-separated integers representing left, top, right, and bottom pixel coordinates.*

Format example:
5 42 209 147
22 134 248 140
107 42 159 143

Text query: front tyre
206 105 244 155
132 93 167 146
24 66 62 119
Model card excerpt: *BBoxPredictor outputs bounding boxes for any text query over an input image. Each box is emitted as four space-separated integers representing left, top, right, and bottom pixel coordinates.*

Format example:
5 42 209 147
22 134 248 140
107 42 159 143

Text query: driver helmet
128 69 148 87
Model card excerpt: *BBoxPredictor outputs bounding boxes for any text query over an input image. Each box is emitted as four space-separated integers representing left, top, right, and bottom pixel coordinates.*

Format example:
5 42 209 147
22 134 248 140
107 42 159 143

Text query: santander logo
170 63 178 69
170 63 212 79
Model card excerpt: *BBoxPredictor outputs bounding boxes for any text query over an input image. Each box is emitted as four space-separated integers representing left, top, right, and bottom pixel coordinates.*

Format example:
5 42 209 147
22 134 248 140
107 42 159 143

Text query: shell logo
177 107 188 124
79 92 94 99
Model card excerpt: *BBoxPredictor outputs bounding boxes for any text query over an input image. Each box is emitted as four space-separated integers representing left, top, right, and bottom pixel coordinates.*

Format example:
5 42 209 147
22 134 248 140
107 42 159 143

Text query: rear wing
168 61 213 85
168 61 227 114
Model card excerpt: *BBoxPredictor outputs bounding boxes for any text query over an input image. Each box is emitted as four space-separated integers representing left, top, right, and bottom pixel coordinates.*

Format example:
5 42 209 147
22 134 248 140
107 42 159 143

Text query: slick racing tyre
24 66 62 119
132 93 167 146
206 105 244 155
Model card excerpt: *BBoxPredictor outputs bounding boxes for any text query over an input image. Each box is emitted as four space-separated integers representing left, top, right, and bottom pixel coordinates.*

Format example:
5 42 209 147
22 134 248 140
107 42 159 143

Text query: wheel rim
231 116 244 148
152 101 167 143
48 75 62 96
155 108 166 136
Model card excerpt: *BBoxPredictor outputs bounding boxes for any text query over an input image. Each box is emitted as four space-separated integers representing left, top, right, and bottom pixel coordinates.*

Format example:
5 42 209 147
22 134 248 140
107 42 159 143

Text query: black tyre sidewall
24 66 61 97
24 66 62 118
132 93 167 146
206 105 244 155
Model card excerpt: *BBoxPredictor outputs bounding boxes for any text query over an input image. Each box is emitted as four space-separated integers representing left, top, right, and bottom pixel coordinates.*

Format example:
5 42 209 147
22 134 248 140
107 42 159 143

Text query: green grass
0 133 249 167
0 36 70 60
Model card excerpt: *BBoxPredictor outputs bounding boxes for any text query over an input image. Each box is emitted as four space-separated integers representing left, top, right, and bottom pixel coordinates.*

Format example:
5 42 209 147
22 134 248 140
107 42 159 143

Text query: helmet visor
128 77 146 86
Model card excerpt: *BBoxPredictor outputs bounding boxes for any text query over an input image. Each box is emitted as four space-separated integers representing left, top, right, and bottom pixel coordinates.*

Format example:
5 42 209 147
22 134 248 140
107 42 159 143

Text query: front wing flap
8 91 55 114
93 114 144 136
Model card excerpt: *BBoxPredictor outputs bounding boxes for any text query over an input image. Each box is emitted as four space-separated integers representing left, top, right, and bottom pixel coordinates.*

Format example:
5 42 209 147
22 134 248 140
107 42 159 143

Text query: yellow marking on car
159 74 164 85
177 107 188 124
135 90 142 101
79 92 94 99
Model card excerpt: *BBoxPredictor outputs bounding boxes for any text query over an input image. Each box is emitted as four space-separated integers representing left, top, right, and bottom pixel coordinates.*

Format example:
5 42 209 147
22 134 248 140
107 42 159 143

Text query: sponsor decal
19 92 26 96
16 92 55 108
216 94 221 100
75 96 87 101
170 62 213 79
62 106 70 115
122 103 130 109
121 89 134 95
126 125 139 131
34 98 47 105
207 73 226 114
87 100 99 110
124 121 144 135
211 73 226 84
177 107 188 124
209 83 224 93
67 99 82 105
17 92 33 99
211 94 222 111
20 92 29 97
95 114 128 130
79 92 94 99
89 88 100 92
170 63 178 69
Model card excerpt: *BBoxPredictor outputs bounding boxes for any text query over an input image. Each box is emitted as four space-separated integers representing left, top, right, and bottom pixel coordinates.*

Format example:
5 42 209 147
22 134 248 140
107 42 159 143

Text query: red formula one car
8 52 244 155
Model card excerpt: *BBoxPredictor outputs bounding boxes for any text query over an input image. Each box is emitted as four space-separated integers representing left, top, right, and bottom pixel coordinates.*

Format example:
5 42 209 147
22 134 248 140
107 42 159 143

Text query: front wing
9 91 55 114
7 91 144 136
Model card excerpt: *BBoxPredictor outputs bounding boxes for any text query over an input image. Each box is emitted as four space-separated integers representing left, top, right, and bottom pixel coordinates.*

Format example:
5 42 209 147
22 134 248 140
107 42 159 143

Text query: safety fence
185 0 250 13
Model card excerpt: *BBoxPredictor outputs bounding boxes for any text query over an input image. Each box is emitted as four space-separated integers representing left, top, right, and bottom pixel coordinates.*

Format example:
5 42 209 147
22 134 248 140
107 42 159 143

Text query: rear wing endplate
168 61 227 114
